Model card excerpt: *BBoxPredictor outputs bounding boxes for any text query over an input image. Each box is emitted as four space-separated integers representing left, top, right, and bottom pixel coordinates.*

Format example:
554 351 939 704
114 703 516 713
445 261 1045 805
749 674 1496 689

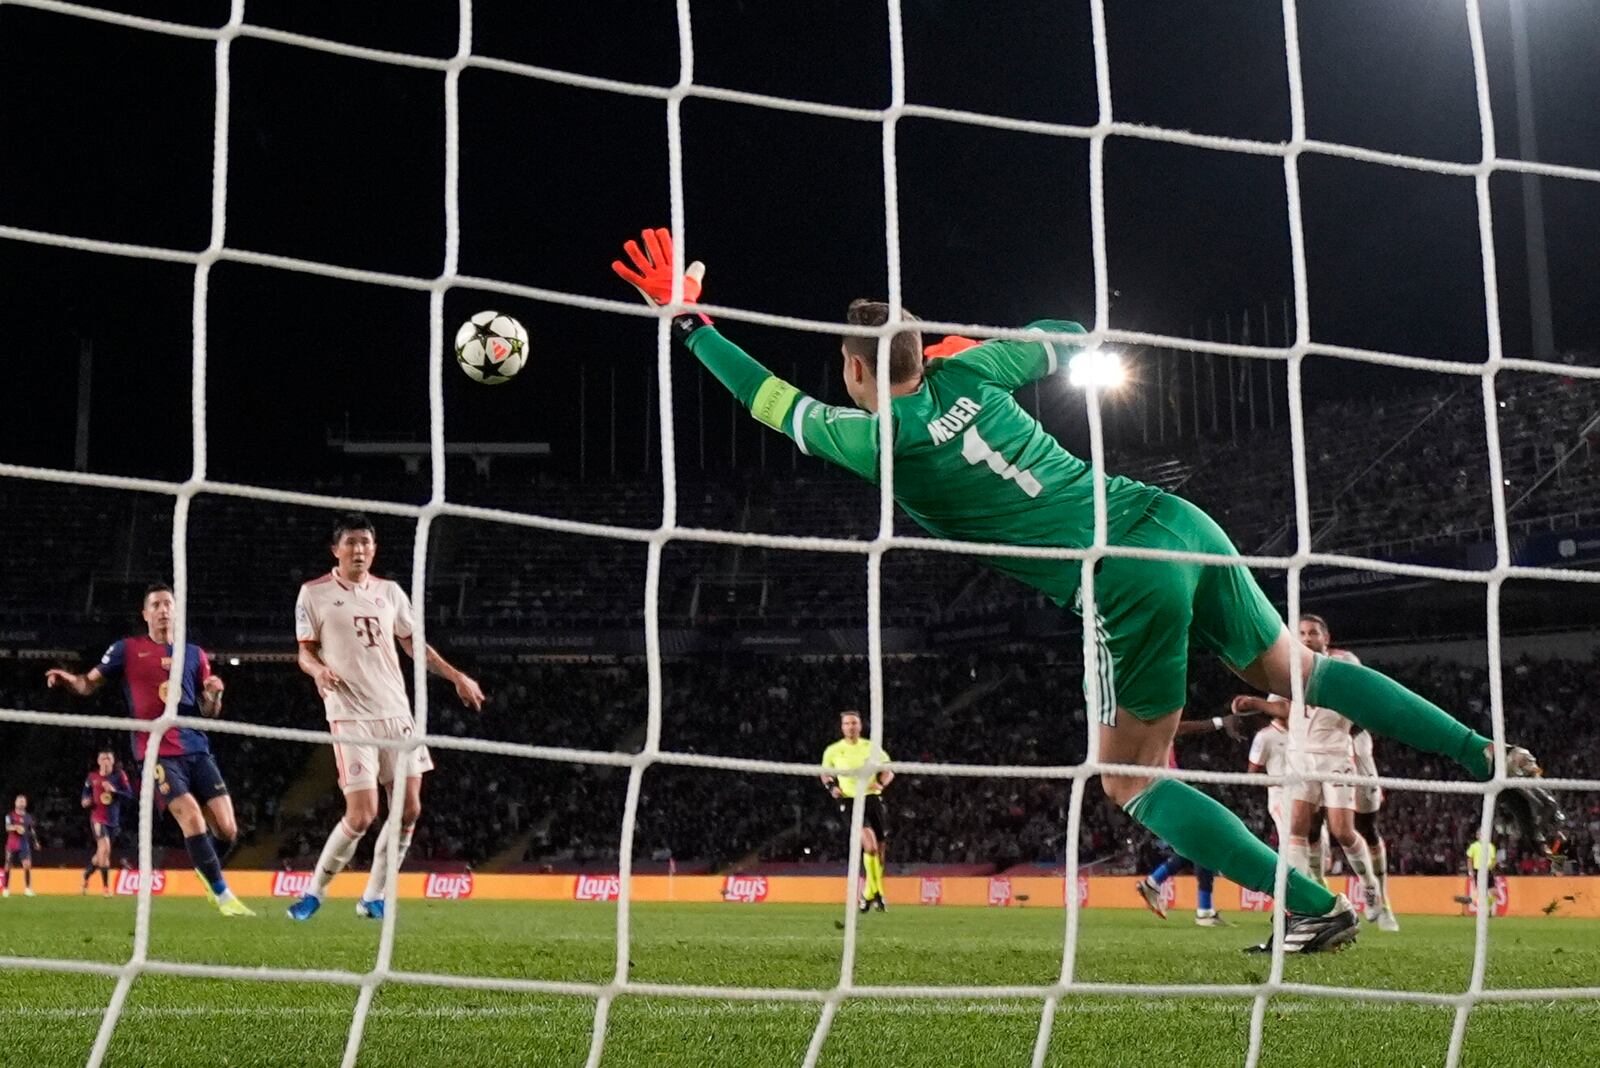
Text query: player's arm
671 313 880 481
82 777 93 809
294 588 344 698
1231 694 1290 720
45 665 107 697
391 586 486 710
197 650 224 718
611 228 880 481
296 640 344 699
1174 716 1224 736
396 635 485 711
942 320 1089 391
1246 727 1272 775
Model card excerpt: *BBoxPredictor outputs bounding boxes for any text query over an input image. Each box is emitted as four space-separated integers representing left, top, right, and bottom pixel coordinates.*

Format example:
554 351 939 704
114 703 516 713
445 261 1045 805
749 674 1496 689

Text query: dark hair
839 710 863 720
97 747 115 757
331 512 376 545
1300 613 1329 633
842 300 924 385
143 582 173 602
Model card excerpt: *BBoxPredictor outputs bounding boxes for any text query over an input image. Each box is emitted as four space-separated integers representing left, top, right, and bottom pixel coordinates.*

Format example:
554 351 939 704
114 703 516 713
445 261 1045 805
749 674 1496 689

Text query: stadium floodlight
1067 347 1126 389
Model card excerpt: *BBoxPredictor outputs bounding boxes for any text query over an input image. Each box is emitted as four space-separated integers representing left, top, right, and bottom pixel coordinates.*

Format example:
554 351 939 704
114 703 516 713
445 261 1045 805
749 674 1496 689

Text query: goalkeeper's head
840 300 924 412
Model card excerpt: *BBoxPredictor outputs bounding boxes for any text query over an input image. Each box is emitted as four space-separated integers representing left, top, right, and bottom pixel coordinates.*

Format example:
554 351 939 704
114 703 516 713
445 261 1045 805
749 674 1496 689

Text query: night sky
1 0 1597 496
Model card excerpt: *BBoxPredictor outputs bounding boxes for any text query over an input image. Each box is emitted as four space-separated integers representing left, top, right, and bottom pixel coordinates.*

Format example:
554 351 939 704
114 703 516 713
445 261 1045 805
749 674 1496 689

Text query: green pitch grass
0 896 1595 1067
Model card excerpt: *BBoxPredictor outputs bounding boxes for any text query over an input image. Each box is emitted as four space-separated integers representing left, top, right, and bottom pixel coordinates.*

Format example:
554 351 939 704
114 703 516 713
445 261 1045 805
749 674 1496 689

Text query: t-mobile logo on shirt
353 617 382 648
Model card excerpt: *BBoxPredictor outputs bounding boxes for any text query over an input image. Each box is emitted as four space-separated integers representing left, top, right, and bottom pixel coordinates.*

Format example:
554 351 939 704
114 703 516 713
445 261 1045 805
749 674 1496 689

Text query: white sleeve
392 584 415 640
294 586 318 643
1248 730 1268 766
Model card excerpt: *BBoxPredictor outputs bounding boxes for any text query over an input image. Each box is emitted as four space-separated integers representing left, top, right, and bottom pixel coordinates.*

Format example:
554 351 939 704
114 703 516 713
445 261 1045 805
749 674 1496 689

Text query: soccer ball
454 311 529 385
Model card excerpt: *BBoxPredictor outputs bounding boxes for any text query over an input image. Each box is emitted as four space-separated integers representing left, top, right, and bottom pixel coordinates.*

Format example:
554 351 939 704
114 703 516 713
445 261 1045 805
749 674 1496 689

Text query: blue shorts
4 847 29 865
92 821 120 842
154 752 228 808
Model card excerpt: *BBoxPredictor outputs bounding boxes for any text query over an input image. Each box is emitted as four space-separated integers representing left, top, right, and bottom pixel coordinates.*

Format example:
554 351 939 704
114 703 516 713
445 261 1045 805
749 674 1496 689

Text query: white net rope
0 0 1596 1065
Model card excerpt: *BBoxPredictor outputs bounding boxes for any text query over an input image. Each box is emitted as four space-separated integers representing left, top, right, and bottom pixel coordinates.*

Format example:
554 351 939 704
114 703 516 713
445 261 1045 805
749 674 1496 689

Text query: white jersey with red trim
1250 720 1291 832
1351 726 1377 777
295 570 415 723
1279 648 1361 757
1249 721 1289 776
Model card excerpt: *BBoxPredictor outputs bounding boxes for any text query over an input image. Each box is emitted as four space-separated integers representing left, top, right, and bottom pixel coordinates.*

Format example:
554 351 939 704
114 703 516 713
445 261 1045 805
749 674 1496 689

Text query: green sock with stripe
1306 654 1493 779
1124 778 1335 916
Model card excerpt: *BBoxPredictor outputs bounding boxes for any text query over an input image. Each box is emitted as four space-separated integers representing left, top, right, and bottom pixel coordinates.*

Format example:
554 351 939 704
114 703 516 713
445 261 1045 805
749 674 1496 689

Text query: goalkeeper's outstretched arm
611 228 880 482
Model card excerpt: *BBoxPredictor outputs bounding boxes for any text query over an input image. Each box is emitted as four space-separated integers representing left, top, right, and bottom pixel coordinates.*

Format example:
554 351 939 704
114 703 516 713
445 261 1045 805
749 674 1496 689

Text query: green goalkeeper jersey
676 315 1162 609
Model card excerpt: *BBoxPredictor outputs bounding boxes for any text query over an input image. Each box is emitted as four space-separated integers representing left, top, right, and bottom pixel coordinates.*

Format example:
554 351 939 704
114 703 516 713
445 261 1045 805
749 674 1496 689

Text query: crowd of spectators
3 370 1595 636
3 645 1595 880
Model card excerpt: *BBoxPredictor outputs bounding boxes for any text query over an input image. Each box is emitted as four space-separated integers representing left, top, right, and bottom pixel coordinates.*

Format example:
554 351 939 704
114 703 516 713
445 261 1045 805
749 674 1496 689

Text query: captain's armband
751 376 801 431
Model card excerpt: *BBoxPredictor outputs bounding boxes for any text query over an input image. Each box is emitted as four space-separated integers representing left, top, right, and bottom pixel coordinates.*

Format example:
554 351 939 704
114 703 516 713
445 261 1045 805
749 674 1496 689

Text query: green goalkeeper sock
1124 779 1336 917
1306 655 1492 779
864 853 883 898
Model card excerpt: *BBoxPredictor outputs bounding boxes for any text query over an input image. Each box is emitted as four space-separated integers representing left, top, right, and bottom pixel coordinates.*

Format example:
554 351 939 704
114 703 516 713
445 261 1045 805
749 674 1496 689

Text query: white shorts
1287 752 1357 811
1354 782 1384 815
330 717 433 793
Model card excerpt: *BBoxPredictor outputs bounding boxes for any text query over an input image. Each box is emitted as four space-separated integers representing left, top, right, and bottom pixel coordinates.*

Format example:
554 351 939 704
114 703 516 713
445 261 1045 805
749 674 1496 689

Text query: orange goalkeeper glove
923 335 980 358
612 227 705 306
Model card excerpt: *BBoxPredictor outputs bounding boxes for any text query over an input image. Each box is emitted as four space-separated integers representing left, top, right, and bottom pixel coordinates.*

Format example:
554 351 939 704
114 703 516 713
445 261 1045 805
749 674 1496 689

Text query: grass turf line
0 898 1594 1066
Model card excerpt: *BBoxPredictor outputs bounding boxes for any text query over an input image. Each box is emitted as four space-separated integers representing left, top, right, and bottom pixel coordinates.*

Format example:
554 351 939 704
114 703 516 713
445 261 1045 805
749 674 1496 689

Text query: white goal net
1 1 1598 1067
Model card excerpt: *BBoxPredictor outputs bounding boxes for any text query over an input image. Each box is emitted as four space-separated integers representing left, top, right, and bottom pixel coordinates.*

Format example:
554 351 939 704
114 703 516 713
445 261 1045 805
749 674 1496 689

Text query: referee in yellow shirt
1466 838 1499 913
821 710 893 912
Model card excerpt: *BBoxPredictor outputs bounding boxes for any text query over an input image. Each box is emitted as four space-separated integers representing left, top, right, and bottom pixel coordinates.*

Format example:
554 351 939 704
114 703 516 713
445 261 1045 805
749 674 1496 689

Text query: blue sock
1197 866 1215 912
1150 856 1184 885
185 833 228 895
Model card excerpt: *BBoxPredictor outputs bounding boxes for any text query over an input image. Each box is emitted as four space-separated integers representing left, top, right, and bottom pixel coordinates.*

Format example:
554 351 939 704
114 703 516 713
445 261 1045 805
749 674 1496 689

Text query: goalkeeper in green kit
612 228 1564 953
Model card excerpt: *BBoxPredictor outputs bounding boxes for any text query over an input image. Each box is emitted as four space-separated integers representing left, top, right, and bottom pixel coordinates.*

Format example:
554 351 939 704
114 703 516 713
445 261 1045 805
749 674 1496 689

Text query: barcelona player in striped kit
47 583 253 916
81 749 133 895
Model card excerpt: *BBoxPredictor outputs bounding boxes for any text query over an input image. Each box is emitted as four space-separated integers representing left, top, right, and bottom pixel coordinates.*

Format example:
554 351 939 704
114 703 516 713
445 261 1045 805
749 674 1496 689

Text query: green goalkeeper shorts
1083 492 1284 725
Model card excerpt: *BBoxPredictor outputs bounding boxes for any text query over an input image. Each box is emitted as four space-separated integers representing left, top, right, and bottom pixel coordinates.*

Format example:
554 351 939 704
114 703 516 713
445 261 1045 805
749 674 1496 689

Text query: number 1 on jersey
961 427 1042 497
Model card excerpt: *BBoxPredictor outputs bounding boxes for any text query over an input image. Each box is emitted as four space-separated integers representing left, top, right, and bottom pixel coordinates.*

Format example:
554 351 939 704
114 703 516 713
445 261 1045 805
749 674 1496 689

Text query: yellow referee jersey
821 737 890 798
1466 840 1497 871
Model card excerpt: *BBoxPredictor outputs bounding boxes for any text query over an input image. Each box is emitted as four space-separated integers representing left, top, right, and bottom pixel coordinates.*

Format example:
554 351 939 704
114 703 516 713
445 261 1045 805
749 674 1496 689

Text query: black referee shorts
838 794 889 841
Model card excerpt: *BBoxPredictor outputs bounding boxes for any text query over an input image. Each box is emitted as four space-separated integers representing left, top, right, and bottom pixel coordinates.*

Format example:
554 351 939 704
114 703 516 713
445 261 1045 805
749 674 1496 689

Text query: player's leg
20 855 32 894
164 789 244 914
201 794 239 863
294 725 381 920
1240 629 1496 778
1194 866 1221 925
297 788 376 919
1136 845 1186 918
1324 804 1379 917
1111 496 1353 948
1284 798 1320 880
360 773 424 916
1355 807 1398 929
83 825 100 893
98 830 114 894
2 852 11 896
1306 807 1326 881
359 722 430 916
1102 710 1342 927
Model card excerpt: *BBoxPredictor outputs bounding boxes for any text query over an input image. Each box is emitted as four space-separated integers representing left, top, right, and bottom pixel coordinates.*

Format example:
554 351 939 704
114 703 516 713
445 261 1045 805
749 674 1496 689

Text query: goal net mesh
0 2 1597 1067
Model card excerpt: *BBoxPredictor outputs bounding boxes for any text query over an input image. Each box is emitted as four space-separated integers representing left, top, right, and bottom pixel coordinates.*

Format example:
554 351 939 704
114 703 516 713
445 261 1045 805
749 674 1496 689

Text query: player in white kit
1245 715 1331 880
288 513 486 921
1351 726 1399 930
1232 615 1381 919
